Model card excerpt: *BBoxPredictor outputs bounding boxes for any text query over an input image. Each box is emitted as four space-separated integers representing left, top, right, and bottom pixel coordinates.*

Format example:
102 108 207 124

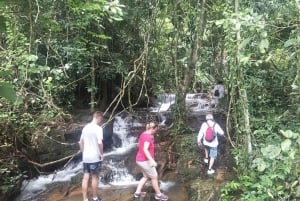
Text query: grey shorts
136 161 158 179
83 161 102 174
208 147 218 159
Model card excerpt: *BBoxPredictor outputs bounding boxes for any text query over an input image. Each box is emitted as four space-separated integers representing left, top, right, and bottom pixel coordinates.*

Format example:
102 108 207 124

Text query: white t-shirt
80 122 103 163
197 120 224 147
213 84 225 99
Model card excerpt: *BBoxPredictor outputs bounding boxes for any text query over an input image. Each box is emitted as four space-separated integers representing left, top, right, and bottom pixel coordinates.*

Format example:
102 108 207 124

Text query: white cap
206 114 214 120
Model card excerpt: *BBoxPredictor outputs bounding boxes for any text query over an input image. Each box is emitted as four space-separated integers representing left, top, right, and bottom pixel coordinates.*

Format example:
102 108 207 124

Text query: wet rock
44 181 189 201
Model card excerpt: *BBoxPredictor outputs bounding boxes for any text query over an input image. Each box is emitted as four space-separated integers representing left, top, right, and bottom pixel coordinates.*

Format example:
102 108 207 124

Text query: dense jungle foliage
0 0 300 200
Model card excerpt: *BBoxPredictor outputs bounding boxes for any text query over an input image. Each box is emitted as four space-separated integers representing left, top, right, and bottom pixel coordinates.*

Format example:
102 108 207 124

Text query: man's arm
197 124 205 145
79 139 84 152
97 127 104 160
216 123 225 136
98 142 104 161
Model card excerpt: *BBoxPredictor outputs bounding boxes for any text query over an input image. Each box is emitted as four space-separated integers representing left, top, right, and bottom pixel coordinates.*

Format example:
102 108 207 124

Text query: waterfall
151 93 213 113
150 93 176 113
185 93 213 111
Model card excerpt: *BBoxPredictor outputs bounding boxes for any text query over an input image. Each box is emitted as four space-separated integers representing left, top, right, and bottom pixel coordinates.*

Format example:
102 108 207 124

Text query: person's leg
135 176 148 193
152 176 168 200
135 162 150 195
151 177 162 195
89 162 101 200
203 146 209 163
82 173 90 201
91 173 99 199
135 161 167 199
148 167 164 196
204 147 209 158
208 147 218 174
208 158 215 170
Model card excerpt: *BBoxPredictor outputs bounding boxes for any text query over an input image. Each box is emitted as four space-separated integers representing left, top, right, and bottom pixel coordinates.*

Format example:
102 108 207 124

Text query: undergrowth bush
221 129 300 200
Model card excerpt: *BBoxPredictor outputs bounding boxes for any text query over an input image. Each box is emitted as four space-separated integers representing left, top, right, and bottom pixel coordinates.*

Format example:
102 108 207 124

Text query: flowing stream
15 93 214 201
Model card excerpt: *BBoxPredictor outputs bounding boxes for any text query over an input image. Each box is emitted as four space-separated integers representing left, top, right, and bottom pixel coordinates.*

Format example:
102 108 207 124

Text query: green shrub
222 129 300 200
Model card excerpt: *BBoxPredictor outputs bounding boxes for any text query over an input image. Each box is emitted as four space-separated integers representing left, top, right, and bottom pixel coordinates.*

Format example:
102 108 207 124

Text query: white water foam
16 162 82 200
160 181 176 191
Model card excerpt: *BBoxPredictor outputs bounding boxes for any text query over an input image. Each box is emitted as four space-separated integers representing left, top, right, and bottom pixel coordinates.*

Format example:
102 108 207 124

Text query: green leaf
291 180 299 188
261 144 280 159
252 157 269 172
296 138 300 146
296 188 300 198
281 139 291 152
284 39 296 48
0 82 17 102
239 38 251 50
240 55 250 64
280 130 297 139
214 19 224 26
28 55 38 62
288 149 296 160
261 31 268 38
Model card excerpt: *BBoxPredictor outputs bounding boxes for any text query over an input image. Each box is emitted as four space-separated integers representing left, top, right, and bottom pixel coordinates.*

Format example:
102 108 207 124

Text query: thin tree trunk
235 0 252 153
90 58 96 112
240 89 252 153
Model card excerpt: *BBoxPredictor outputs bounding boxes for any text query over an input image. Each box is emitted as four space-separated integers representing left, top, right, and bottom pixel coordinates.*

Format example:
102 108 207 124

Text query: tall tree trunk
173 0 207 127
183 0 206 95
99 80 108 111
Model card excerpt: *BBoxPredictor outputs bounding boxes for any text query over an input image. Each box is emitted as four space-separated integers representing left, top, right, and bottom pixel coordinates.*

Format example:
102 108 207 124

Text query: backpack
214 89 220 97
204 122 217 142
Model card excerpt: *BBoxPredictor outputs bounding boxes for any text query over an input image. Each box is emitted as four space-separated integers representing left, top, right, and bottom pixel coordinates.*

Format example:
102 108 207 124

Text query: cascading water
101 114 143 186
15 162 82 201
15 93 213 201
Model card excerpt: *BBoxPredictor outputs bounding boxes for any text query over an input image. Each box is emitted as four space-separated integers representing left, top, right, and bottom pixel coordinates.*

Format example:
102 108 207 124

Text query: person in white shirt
197 114 225 175
212 81 225 106
79 111 105 201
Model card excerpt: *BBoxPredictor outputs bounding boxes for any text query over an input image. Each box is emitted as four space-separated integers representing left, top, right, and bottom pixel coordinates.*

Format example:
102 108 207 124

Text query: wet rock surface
43 181 189 201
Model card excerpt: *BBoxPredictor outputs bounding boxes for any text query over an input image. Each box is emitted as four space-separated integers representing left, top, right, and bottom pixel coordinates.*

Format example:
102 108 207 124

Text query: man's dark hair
93 111 103 118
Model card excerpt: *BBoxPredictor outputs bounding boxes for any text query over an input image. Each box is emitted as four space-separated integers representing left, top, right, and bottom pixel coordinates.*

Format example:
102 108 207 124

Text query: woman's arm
143 141 157 167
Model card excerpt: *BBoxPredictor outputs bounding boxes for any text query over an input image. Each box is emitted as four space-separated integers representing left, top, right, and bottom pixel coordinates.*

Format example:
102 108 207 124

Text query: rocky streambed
14 109 235 201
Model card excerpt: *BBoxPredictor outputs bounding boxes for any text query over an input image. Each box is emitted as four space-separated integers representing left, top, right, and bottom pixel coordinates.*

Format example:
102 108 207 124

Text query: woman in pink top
134 122 168 201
